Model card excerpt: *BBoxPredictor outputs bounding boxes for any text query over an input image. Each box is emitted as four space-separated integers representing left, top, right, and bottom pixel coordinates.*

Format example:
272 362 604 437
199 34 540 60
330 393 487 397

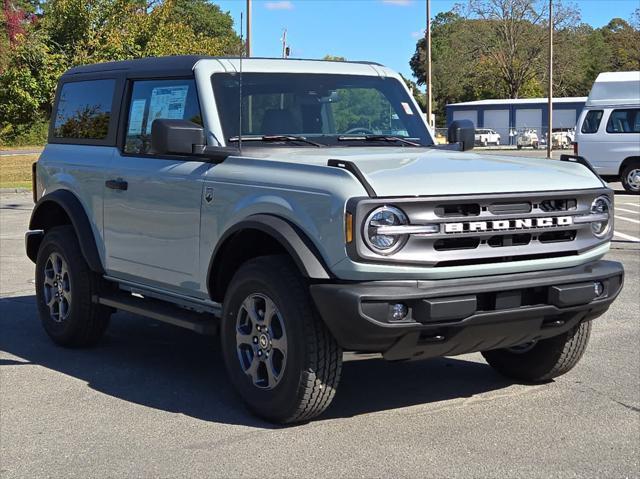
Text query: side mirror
151 119 205 155
447 119 475 151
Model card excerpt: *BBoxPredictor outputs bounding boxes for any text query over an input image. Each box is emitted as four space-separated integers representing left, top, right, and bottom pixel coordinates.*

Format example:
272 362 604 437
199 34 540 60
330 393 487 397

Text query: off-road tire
621 162 640 194
35 225 111 347
221 255 342 423
481 321 592 382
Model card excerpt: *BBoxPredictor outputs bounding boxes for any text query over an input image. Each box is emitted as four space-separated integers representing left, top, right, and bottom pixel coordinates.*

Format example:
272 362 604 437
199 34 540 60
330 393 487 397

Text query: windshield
212 73 433 146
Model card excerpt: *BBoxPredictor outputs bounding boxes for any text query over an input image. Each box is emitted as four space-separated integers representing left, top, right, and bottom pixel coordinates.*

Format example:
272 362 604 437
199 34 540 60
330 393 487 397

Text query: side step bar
95 292 219 335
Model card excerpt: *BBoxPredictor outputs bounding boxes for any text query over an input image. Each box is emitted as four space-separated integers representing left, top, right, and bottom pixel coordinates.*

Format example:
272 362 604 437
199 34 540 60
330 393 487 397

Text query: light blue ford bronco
26 56 624 423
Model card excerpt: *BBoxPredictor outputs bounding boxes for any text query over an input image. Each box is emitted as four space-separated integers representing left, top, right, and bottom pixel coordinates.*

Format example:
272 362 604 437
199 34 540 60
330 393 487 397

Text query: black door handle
105 179 128 191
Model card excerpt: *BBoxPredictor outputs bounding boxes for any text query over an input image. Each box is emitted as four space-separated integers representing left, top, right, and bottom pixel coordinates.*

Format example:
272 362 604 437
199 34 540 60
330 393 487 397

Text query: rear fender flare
27 189 104 273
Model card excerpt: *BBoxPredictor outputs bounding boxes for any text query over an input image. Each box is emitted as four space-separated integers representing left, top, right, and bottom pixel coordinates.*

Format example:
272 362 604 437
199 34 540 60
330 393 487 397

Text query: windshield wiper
337 135 421 147
228 135 324 147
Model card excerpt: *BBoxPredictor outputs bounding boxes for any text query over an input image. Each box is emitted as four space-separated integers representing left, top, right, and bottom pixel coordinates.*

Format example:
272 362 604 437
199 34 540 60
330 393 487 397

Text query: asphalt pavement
1 188 638 478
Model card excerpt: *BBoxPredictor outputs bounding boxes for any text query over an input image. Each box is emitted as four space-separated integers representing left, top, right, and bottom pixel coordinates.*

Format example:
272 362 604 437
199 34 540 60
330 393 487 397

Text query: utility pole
246 0 252 57
425 0 433 128
281 29 287 58
547 0 553 159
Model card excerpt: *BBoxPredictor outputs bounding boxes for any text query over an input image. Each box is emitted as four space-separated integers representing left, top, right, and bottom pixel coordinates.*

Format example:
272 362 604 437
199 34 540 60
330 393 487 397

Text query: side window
581 110 603 134
124 79 202 155
606 109 640 134
53 79 116 140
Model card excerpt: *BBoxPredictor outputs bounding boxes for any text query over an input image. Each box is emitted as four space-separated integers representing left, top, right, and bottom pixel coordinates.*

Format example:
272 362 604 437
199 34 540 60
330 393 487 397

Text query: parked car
517 128 540 149
26 56 624 423
551 128 575 149
474 128 501 146
574 71 640 194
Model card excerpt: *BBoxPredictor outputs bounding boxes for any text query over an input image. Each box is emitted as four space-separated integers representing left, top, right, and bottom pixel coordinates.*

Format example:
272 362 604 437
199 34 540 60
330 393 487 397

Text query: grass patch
0 154 38 189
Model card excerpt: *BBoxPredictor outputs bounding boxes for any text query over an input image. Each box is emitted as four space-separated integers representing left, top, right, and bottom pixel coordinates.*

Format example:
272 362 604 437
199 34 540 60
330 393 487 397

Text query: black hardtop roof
62 55 383 77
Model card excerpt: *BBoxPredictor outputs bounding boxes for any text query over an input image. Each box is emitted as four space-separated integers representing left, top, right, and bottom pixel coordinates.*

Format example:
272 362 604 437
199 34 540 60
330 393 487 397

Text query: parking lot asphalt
1 189 638 478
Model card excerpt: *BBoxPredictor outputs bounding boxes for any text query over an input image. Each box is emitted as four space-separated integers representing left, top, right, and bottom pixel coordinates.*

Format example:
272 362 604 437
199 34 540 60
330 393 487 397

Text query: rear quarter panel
37 144 113 265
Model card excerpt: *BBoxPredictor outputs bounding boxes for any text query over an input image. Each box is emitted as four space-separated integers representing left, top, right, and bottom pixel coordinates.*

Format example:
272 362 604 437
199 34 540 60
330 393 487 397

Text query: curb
0 188 31 194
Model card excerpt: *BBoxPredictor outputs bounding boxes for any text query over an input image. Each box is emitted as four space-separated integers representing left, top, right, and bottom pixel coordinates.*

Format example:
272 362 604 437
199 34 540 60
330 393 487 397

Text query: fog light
594 281 605 297
390 303 408 321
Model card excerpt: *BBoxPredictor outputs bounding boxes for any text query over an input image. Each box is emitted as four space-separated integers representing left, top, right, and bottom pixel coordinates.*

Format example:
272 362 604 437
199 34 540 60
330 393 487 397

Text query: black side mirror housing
151 119 205 155
447 120 475 151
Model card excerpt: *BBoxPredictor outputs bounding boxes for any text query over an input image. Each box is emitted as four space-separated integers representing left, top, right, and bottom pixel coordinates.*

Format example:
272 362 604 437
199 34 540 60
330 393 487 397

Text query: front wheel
482 321 591 382
221 255 342 423
621 163 640 194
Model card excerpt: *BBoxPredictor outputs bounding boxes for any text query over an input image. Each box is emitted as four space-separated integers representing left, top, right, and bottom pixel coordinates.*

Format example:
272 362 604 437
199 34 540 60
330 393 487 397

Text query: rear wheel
35 226 111 347
221 255 342 423
621 163 640 194
482 321 591 382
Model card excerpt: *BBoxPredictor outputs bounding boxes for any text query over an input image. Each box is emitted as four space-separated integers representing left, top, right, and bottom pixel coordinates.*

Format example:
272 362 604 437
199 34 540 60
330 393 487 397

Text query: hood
245 146 604 197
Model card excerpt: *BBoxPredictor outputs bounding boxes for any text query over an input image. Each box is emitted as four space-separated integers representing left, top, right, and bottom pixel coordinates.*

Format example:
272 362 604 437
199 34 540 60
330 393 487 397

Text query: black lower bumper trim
310 260 623 360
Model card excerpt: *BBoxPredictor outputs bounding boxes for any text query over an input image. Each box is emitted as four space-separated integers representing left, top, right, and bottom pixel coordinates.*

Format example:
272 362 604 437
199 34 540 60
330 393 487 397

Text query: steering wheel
343 127 375 135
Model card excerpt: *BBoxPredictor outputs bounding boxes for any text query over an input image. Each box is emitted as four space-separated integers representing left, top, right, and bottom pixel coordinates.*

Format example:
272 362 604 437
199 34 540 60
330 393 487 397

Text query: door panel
103 77 211 294
103 156 211 293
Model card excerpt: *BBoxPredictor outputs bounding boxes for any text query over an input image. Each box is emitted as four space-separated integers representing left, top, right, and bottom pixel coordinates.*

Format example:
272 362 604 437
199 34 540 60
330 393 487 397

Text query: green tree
1 0 242 144
0 30 66 143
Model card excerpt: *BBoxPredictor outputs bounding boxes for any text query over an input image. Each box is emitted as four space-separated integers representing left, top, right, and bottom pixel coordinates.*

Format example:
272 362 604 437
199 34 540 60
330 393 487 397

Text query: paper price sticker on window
127 99 146 135
401 102 413 115
148 85 189 125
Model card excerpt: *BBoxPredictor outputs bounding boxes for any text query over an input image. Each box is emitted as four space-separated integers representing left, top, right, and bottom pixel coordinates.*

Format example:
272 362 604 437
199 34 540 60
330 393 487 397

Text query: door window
124 79 202 154
580 110 603 134
606 109 640 134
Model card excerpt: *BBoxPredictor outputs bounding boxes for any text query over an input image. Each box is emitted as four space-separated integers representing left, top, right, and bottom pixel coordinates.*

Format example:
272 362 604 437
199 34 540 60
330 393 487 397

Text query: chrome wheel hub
235 293 287 390
42 252 71 322
627 168 640 191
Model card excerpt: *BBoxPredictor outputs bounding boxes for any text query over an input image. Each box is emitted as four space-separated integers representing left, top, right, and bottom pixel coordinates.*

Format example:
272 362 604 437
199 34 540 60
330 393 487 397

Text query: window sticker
148 85 189 128
127 99 146 135
401 102 413 115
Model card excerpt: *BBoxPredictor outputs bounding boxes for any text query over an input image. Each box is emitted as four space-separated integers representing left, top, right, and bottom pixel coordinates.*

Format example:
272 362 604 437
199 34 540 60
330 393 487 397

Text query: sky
215 0 639 82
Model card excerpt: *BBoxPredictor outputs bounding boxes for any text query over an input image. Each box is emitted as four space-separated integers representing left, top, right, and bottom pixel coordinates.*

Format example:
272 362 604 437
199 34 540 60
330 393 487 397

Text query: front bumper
310 260 624 361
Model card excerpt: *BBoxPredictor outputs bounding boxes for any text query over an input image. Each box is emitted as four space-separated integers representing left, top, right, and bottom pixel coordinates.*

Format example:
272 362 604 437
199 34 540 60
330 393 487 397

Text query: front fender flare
27 189 104 273
208 214 332 297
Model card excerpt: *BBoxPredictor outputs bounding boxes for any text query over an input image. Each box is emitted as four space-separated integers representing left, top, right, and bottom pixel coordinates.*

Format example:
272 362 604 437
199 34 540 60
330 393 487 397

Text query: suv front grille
352 189 611 267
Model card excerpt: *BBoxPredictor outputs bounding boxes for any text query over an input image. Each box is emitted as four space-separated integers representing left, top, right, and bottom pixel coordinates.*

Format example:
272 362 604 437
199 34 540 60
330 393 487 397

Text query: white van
575 71 640 194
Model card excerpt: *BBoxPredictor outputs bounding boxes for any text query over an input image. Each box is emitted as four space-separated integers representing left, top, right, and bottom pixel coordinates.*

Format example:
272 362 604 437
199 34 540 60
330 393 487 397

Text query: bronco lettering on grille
444 216 573 234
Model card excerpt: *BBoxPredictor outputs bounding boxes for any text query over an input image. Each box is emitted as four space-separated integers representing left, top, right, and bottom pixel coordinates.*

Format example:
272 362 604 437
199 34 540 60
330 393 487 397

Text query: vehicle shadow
0 295 513 427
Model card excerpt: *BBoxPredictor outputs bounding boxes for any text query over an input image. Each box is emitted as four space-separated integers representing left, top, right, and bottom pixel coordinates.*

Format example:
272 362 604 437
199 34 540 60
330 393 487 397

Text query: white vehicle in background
474 128 501 146
574 71 640 194
517 128 540 149
551 128 575 149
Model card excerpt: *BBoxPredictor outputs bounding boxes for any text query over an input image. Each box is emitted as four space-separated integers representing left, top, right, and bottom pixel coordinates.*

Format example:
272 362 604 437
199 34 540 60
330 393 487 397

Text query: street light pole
425 0 432 128
246 0 252 57
547 0 553 159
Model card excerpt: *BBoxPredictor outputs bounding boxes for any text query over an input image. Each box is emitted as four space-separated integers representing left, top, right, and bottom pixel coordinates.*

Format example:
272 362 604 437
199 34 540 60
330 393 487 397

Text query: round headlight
590 195 612 238
364 206 409 254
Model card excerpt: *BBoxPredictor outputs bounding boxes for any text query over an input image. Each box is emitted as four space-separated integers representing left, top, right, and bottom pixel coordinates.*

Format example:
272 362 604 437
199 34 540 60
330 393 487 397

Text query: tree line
0 0 241 145
410 0 640 126
1 0 639 144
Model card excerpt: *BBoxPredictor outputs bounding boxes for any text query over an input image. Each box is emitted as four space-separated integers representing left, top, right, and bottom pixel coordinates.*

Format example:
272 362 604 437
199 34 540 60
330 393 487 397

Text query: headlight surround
364 205 409 254
590 195 612 238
